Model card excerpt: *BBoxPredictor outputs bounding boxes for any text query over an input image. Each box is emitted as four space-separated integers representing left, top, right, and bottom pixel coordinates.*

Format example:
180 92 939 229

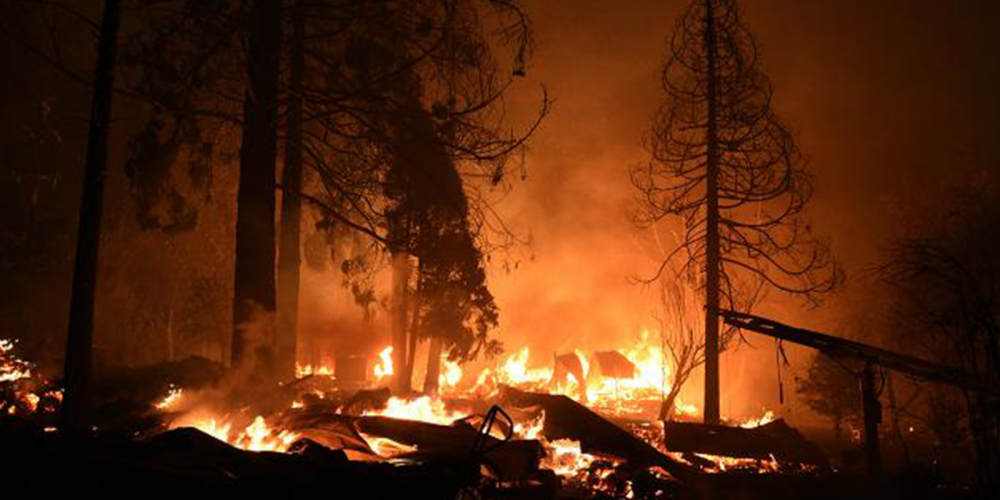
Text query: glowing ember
513 411 545 440
296 363 334 378
692 453 781 474
155 387 184 410
0 339 32 383
739 410 776 429
543 438 597 477
1 338 61 417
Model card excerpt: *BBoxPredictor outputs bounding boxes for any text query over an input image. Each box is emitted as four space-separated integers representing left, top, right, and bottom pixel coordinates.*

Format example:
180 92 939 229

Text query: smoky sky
485 0 1000 418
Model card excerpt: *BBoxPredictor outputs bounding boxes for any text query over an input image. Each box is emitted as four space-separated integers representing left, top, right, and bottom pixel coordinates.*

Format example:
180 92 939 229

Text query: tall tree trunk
59 0 121 437
232 0 282 372
390 251 411 394
702 0 722 425
276 0 306 381
424 336 442 395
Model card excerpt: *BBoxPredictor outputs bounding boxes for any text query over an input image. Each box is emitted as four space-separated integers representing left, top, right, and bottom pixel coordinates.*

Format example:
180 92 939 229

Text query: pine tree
633 0 841 423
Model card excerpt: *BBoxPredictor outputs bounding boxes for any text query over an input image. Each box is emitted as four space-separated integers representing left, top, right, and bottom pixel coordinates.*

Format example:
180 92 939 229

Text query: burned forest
2 0 1000 498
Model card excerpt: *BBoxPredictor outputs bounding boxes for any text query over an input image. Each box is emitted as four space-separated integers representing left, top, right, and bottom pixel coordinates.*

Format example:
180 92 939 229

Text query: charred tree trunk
702 0 722 425
276 0 306 381
60 0 121 437
390 250 411 394
424 336 442 395
232 0 282 371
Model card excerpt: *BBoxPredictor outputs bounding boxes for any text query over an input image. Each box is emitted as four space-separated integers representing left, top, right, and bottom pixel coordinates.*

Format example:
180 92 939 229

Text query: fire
363 396 467 426
296 363 334 378
155 387 184 410
739 410 776 429
439 358 462 391
1 338 61 417
373 346 393 382
692 453 781 474
542 438 597 477
1 339 32 383
176 414 299 452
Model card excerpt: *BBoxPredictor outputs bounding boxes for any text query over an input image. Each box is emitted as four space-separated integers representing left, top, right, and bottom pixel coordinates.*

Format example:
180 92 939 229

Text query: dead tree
60 0 121 437
631 0 841 423
656 277 705 421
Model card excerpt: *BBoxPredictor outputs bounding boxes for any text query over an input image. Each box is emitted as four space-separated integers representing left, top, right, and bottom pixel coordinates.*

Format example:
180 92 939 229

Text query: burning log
356 415 544 480
500 386 698 483
663 418 828 467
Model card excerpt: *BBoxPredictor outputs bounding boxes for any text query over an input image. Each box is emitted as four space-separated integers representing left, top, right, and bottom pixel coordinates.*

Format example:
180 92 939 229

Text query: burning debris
1 336 829 497
0 339 62 418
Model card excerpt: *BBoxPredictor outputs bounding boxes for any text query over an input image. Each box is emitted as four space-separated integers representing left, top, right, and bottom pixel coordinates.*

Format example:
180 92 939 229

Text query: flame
1 338 61 417
499 347 553 387
543 438 597 477
739 410 776 429
176 415 299 452
691 453 781 474
155 387 184 410
373 346 393 383
513 411 545 440
439 358 462 391
296 363 334 378
0 339 32 383
363 396 466 426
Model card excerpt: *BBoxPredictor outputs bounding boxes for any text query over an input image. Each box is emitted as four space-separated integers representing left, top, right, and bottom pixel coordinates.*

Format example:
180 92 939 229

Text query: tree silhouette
60 0 121 436
231 0 282 376
877 182 1000 493
632 0 841 423
796 352 862 447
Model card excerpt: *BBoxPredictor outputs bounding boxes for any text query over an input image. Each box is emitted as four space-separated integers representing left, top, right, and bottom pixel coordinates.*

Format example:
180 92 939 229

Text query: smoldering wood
500 386 697 482
662 419 829 467
356 415 544 480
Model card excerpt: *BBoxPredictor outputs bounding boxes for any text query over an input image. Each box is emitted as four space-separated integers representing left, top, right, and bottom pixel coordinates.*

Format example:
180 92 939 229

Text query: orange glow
363 396 466 426
172 414 299 452
296 363 334 378
373 346 393 383
155 387 184 410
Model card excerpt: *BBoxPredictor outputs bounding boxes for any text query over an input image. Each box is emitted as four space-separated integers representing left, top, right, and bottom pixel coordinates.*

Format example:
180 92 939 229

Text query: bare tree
877 183 1000 493
631 0 841 423
655 276 705 421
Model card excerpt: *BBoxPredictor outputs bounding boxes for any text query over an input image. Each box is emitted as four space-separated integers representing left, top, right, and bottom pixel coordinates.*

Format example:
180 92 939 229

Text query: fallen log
356 415 544 480
663 419 828 467
500 386 698 483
